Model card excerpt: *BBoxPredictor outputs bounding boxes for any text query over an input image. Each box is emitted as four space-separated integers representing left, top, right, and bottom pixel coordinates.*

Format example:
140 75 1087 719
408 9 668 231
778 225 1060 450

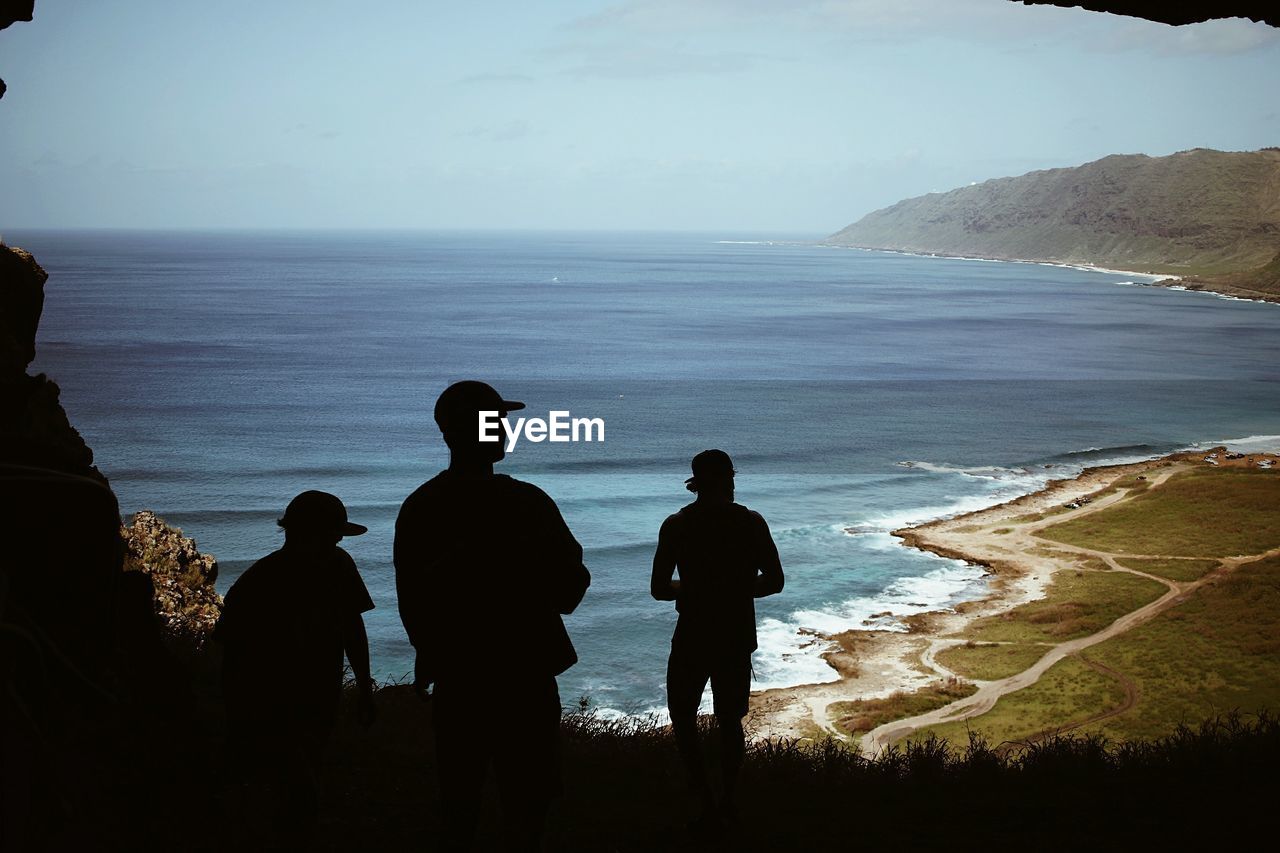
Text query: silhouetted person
214 490 376 847
395 380 590 851
651 449 784 830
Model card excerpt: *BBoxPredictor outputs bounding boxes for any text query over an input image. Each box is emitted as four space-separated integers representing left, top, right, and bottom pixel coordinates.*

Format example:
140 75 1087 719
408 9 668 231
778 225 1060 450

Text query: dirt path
857 465 1280 757
1042 655 1139 737
857 561 1182 755
751 455 1276 743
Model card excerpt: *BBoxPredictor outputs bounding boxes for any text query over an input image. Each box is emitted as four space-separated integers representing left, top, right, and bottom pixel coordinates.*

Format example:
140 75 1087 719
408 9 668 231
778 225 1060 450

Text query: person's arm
752 512 784 599
343 612 374 690
212 586 234 644
343 613 377 726
650 516 681 601
393 500 427 650
339 550 378 724
394 497 435 697
538 488 591 614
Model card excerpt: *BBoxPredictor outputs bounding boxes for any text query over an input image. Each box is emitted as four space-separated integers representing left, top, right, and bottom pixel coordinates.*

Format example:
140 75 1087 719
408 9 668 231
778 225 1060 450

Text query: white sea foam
750 560 989 690
1206 434 1280 454
897 460 1033 480
846 494 1039 547
751 617 845 690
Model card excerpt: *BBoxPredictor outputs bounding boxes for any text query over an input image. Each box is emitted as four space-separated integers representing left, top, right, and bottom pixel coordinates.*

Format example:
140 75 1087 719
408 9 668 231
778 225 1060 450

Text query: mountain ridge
827 148 1280 299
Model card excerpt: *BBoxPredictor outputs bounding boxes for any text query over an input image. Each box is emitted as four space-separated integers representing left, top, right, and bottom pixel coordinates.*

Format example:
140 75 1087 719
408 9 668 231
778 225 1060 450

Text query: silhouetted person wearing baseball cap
215 490 376 847
652 449 784 832
395 380 590 851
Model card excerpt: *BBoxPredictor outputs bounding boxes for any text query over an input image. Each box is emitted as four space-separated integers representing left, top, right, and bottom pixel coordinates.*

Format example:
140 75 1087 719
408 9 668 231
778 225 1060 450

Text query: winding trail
855 464 1280 757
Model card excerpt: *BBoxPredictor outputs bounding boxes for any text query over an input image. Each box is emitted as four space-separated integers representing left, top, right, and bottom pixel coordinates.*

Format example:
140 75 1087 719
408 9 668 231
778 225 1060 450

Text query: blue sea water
15 229 1280 714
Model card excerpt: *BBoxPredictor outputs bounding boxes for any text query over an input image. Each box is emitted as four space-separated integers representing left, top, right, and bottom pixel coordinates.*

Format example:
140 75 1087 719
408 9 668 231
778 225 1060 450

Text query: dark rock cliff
0 245 105 481
1 243 224 848
1 243 222 639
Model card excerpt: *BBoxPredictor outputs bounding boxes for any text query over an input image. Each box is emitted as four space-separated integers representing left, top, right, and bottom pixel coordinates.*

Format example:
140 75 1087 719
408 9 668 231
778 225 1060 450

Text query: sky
1 0 1277 233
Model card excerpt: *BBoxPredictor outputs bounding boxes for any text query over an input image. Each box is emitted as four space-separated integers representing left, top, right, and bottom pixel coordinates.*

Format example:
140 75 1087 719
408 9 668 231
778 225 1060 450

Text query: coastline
815 243 1280 307
748 446 1277 741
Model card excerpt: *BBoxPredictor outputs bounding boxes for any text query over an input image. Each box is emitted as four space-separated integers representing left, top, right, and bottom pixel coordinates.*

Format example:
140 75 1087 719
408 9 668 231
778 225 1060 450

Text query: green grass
909 655 1127 747
829 680 977 737
911 554 1280 747
961 570 1166 645
1083 553 1280 742
1115 557 1220 582
934 642 1050 681
1038 468 1280 558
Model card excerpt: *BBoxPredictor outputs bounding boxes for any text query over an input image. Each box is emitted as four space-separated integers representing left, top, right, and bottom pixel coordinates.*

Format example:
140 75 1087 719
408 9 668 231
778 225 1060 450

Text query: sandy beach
748 447 1279 744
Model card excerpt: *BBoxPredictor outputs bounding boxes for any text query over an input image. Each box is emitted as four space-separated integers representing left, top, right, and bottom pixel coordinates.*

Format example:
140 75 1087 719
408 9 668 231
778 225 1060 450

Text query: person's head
685 449 735 502
433 380 524 464
277 490 367 549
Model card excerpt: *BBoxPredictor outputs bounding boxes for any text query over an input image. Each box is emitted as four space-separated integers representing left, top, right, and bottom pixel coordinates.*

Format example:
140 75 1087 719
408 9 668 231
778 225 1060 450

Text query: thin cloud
566 0 1082 39
565 0 1278 54
458 71 536 85
559 45 772 79
459 120 531 142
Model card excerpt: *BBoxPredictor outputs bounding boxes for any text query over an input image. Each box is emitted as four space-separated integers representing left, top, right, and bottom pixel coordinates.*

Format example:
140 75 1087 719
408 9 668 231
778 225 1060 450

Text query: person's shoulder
499 474 556 505
222 548 286 606
229 549 283 586
732 502 768 525
662 502 697 529
399 471 450 509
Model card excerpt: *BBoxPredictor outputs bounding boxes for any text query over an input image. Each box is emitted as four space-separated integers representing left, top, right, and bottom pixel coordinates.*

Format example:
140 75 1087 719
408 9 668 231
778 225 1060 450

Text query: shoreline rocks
122 510 223 641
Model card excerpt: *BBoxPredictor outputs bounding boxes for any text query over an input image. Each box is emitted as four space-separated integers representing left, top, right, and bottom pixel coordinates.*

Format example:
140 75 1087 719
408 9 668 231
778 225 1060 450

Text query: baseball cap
434 380 525 429
685 449 736 487
278 490 367 536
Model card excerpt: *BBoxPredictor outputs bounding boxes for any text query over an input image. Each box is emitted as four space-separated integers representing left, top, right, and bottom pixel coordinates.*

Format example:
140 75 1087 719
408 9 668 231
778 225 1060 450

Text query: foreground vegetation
69 657 1280 851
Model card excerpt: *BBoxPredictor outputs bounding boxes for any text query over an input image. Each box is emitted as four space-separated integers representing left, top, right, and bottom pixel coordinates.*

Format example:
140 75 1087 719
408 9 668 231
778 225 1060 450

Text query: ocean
16 229 1280 715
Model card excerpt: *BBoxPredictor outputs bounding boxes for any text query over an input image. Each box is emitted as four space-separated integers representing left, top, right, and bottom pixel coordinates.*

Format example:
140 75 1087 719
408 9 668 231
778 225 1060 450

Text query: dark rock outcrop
2 243 222 847
2 243 223 638
0 0 36 100
1 245 106 482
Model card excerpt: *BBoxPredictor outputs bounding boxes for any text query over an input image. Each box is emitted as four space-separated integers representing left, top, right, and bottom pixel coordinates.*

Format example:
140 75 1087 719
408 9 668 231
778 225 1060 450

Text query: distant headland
826 148 1280 303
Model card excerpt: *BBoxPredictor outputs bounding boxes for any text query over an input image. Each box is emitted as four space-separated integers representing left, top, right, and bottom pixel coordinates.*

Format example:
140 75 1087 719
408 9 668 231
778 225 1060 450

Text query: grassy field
828 680 976 737
935 641 1049 681
1037 467 1280 557
1083 553 1280 741
910 555 1280 747
898 466 1280 748
909 655 1127 747
1115 557 1220 582
958 569 1166 645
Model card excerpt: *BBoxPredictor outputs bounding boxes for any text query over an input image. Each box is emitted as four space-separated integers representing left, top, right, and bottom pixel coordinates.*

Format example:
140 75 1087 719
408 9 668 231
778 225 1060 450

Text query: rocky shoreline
748 450 1236 741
